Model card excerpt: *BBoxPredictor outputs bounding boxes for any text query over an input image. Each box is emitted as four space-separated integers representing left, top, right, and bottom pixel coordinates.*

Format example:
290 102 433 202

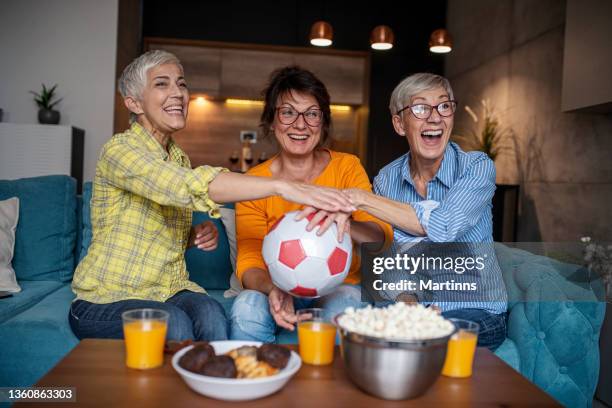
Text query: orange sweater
236 150 393 285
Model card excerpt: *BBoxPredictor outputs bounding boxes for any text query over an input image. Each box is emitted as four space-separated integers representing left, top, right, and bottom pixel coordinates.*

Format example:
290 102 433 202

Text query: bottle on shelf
241 141 253 173
229 150 239 172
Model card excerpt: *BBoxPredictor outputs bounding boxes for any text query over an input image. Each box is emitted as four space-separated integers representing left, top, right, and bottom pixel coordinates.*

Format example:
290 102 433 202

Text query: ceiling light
370 25 394 50
310 21 333 47
429 29 452 53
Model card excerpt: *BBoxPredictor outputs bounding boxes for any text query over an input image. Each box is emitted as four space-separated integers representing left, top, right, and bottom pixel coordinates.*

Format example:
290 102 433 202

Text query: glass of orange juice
122 308 169 369
442 318 479 378
296 308 336 365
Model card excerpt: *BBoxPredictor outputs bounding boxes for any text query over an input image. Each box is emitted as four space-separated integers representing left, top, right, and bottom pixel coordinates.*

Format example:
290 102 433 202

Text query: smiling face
125 63 189 136
272 91 322 157
392 86 454 163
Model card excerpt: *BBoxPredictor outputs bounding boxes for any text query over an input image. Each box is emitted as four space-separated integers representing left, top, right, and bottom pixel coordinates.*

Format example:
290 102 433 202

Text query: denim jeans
230 285 368 342
69 290 229 341
442 308 507 351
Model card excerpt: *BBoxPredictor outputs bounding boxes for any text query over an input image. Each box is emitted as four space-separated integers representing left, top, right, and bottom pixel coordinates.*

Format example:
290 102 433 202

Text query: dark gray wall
446 0 612 241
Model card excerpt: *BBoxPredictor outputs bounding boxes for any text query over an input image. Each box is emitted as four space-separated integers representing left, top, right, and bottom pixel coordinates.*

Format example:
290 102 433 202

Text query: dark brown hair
260 66 332 146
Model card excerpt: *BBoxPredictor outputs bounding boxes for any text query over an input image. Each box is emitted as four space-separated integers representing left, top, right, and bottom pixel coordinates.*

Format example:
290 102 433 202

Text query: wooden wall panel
295 54 366 105
220 49 293 99
149 43 221 96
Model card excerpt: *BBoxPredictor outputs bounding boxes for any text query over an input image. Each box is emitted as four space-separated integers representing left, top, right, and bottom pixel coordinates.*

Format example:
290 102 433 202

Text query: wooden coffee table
16 339 560 407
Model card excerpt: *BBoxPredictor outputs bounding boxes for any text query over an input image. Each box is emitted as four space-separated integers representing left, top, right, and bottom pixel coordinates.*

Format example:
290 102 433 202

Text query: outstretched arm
209 171 355 213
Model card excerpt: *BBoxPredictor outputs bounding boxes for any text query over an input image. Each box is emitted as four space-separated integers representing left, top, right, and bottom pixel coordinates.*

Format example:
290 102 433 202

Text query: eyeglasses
396 100 457 119
276 106 323 126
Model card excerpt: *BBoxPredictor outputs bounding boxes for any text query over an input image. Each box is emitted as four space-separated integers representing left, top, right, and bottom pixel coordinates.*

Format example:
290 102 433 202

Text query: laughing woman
69 51 354 342
230 66 393 342
342 73 508 350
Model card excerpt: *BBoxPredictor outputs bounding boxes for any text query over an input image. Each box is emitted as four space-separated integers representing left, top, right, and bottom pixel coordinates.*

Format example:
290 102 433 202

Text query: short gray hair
389 73 454 116
118 50 183 122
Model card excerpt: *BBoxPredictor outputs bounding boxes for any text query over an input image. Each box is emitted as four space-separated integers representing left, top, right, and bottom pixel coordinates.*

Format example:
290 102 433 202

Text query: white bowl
171 340 302 401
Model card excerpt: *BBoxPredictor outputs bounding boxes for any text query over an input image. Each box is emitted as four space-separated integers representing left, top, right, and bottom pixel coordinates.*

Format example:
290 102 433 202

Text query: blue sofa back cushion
80 182 232 290
78 183 92 262
185 211 232 290
0 175 76 282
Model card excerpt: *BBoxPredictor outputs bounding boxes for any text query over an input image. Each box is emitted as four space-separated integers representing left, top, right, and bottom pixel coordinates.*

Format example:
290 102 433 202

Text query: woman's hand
268 287 300 331
189 221 219 251
295 206 351 243
278 182 356 214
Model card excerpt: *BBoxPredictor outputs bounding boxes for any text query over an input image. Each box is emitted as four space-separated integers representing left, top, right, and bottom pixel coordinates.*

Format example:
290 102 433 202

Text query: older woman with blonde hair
69 51 354 342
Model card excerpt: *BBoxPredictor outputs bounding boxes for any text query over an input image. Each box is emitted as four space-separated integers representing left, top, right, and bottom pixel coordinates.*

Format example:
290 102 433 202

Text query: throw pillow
0 197 21 293
220 206 243 297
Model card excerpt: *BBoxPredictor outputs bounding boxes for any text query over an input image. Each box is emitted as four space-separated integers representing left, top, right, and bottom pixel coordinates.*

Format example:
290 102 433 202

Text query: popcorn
337 303 454 340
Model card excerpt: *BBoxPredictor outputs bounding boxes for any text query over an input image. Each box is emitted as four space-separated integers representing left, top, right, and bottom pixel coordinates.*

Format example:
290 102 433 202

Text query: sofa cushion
0 284 78 387
494 243 606 408
78 182 92 262
185 211 233 290
0 280 63 324
0 197 21 293
0 175 77 282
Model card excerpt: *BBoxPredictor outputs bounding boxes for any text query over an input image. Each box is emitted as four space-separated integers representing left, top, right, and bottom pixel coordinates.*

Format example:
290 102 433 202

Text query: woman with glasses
341 73 508 350
230 66 393 342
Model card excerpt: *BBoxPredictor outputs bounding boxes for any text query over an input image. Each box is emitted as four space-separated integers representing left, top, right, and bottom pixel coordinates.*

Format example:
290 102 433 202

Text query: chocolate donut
256 344 291 369
200 355 238 378
178 343 215 373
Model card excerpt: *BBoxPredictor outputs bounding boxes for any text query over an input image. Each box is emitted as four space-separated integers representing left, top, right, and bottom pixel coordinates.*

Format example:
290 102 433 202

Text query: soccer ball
262 210 353 298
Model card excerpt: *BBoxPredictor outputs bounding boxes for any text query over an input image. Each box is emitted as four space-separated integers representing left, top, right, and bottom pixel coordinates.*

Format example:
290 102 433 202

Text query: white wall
0 0 119 181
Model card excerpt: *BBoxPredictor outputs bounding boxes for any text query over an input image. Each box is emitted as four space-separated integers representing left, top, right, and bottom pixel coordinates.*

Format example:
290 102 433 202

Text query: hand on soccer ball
295 206 351 243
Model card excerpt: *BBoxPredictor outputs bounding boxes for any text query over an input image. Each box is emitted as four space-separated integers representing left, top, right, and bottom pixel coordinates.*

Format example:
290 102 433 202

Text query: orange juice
297 321 336 365
442 330 478 378
123 320 167 369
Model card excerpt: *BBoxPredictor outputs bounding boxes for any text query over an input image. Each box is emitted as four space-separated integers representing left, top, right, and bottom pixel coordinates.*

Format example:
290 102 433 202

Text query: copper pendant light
370 25 394 50
310 21 333 47
429 28 452 53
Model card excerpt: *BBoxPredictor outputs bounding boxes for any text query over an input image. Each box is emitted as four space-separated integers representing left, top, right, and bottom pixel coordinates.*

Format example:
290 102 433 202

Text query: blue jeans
442 308 507 351
230 285 368 342
69 290 229 341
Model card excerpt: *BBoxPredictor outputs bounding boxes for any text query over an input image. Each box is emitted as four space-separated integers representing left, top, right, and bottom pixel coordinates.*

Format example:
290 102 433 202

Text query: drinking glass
122 308 169 369
441 318 479 378
297 308 336 365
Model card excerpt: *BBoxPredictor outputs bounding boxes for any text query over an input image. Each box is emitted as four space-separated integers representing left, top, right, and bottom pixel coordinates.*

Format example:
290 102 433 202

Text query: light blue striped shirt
373 142 507 314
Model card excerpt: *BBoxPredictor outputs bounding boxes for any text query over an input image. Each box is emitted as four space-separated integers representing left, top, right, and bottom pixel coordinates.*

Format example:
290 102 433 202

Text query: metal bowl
334 313 455 400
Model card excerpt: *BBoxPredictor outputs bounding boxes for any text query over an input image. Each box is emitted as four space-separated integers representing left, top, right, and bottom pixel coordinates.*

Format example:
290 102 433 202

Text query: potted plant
30 83 62 124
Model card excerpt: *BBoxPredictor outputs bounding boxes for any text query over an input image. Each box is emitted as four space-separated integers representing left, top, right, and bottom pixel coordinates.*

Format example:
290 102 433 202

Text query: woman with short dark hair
230 66 393 342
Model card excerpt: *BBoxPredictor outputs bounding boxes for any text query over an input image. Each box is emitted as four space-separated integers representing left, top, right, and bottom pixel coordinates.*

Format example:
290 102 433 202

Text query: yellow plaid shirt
72 122 227 304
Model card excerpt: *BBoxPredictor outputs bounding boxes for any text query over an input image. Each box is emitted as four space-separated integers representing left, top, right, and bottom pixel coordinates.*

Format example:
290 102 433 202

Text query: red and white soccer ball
262 210 353 298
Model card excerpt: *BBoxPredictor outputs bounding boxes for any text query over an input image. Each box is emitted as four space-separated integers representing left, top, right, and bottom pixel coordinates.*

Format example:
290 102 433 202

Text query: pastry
200 355 237 378
256 344 291 369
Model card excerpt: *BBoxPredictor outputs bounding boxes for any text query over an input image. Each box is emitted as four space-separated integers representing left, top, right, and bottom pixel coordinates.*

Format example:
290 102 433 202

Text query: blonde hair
118 50 183 122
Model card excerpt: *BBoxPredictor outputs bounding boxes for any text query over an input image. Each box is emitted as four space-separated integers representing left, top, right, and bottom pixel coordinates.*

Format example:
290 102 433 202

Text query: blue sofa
0 175 605 407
